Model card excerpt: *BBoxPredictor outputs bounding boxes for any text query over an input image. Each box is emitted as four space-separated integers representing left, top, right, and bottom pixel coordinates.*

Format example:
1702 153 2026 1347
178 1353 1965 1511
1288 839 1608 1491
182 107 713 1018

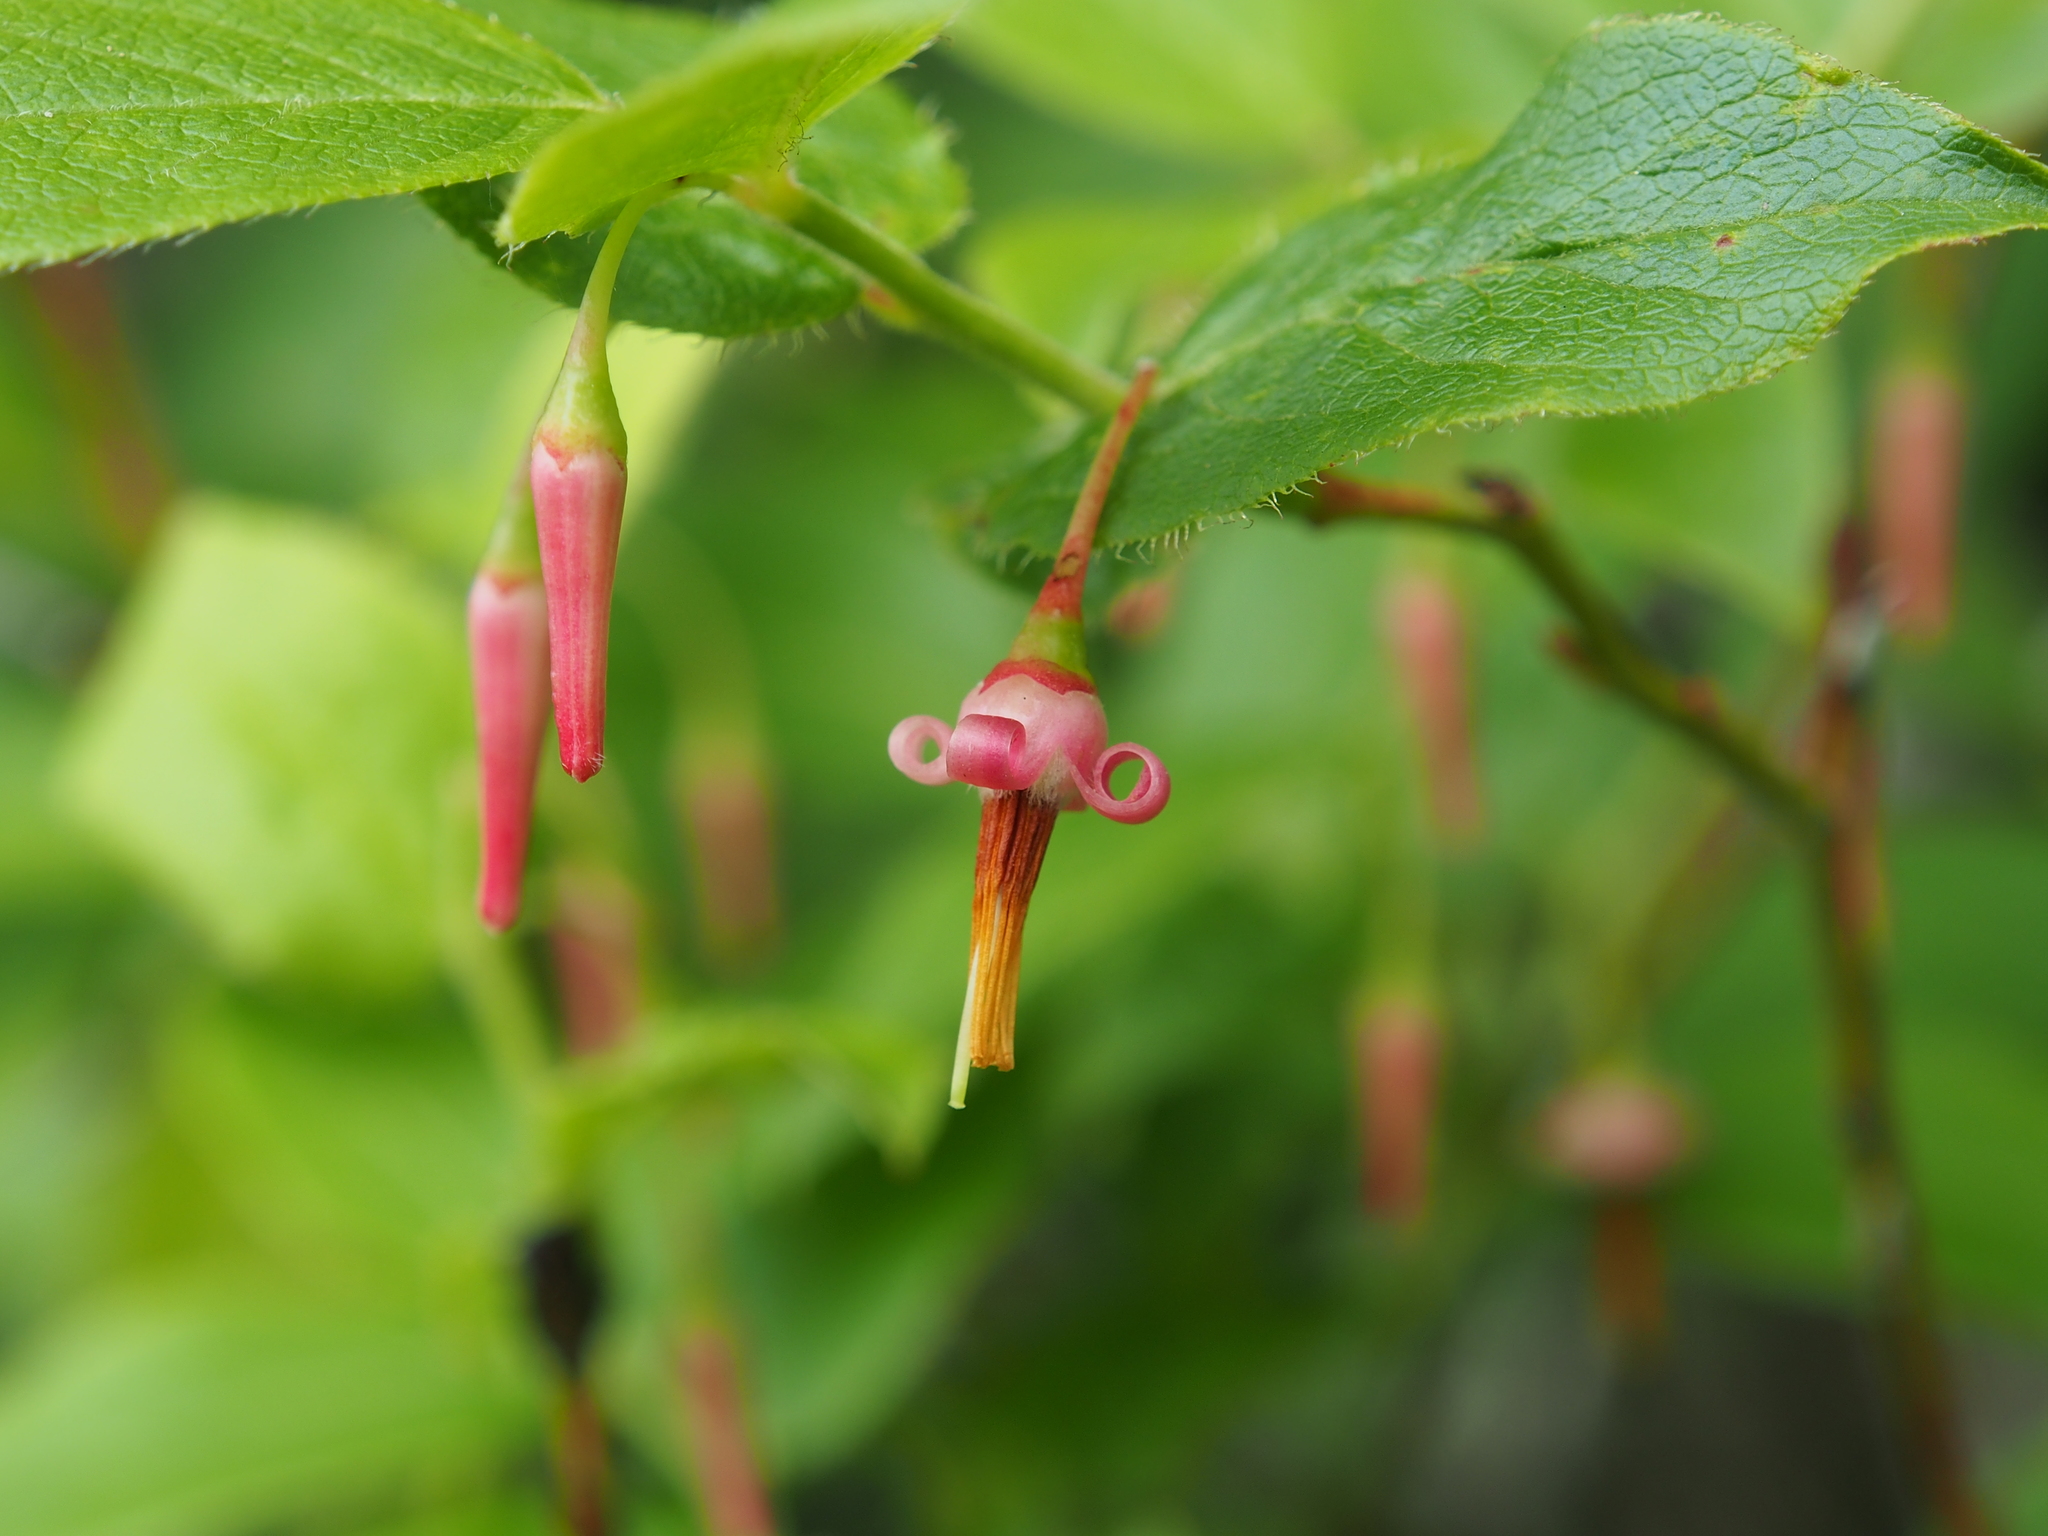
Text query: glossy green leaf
58 498 467 991
498 0 955 242
424 82 964 337
0 0 606 270
0 1283 529 1536
968 16 2048 560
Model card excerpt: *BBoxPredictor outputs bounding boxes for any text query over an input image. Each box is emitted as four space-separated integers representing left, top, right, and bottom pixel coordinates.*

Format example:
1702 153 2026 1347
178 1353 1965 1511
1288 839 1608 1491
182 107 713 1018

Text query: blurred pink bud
1382 570 1483 843
549 869 642 1057
1356 1001 1440 1226
1535 1071 1693 1193
1106 568 1180 644
1871 368 1964 644
469 571 550 932
679 756 781 964
532 437 627 782
678 1326 776 1536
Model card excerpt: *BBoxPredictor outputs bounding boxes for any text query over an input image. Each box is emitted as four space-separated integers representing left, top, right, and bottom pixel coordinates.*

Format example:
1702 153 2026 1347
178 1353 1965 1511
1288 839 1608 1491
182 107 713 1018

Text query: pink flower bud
1355 1001 1440 1226
1106 567 1181 644
675 747 781 966
1871 366 1965 643
469 570 550 932
532 437 626 782
1382 570 1483 843
549 868 642 1056
1534 1071 1693 1193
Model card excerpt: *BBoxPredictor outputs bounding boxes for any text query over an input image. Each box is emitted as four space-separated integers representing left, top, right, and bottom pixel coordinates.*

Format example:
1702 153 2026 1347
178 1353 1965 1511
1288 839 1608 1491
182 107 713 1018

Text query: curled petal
888 715 954 786
1077 743 1170 823
947 713 1038 791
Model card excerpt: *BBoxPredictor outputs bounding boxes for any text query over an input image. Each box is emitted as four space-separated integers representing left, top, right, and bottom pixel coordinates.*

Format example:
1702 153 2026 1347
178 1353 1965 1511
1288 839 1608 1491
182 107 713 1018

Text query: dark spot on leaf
1715 234 1736 249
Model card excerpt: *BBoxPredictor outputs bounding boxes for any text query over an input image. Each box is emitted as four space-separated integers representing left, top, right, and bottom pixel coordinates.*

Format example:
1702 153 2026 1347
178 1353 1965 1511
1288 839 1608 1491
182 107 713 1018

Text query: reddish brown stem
678 1326 777 1536
23 263 175 563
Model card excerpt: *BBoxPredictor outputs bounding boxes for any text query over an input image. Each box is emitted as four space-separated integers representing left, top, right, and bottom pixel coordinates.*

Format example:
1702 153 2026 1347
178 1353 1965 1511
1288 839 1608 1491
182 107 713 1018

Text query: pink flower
1871 365 1964 644
1354 999 1440 1226
1381 569 1484 843
532 432 625 782
469 562 549 934
1534 1070 1693 1192
888 364 1169 1106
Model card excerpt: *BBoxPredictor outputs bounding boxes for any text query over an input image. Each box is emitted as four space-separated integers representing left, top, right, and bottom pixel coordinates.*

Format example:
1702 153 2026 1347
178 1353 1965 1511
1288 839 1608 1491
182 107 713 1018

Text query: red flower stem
1032 361 1159 622
1309 471 1992 1536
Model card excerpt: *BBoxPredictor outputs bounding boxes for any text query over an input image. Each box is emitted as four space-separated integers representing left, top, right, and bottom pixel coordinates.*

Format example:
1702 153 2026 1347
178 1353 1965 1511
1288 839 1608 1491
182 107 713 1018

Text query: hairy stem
733 172 1127 416
1312 472 1987 1535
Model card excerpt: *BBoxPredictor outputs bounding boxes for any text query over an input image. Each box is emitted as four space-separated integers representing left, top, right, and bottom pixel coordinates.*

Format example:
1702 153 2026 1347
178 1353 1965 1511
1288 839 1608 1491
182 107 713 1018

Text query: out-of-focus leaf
457 0 716 95
1883 0 2048 138
498 0 955 242
159 991 519 1263
0 0 606 270
966 199 1284 367
339 1493 556 1536
58 498 467 990
0 1282 532 1536
731 1130 1034 1474
563 1006 942 1170
1666 824 2048 1330
0 675 121 914
970 16 2048 559
952 0 1352 164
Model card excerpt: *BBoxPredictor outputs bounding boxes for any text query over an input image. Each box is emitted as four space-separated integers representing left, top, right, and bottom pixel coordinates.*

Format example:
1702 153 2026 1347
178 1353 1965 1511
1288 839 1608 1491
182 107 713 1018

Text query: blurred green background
8 2 2048 1533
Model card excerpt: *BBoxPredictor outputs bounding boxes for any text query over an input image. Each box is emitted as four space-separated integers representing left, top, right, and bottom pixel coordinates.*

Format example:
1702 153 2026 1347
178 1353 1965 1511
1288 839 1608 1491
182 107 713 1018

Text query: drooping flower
549 865 644 1056
530 184 670 782
1870 364 1965 644
469 473 550 933
1535 1067 1694 1345
889 363 1170 1107
1381 567 1483 843
1354 997 1441 1226
1534 1068 1693 1192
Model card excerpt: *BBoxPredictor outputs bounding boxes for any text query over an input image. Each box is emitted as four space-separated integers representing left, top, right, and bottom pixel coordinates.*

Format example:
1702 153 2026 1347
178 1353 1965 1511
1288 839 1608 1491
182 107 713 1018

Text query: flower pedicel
531 184 671 783
890 363 1169 1107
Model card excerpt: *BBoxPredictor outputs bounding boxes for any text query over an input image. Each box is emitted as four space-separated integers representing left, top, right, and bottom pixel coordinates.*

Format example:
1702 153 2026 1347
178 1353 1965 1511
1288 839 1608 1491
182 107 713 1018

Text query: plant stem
1313 476 1827 834
1311 472 1989 1536
733 173 1127 416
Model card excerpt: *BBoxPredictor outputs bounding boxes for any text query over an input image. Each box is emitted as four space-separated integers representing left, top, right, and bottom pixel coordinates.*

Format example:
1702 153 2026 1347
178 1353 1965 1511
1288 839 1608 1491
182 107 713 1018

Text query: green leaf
58 497 468 992
456 0 717 95
965 198 1289 367
0 1282 530 1536
423 81 964 336
498 0 956 243
968 16 2048 560
952 0 1352 164
0 0 606 270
